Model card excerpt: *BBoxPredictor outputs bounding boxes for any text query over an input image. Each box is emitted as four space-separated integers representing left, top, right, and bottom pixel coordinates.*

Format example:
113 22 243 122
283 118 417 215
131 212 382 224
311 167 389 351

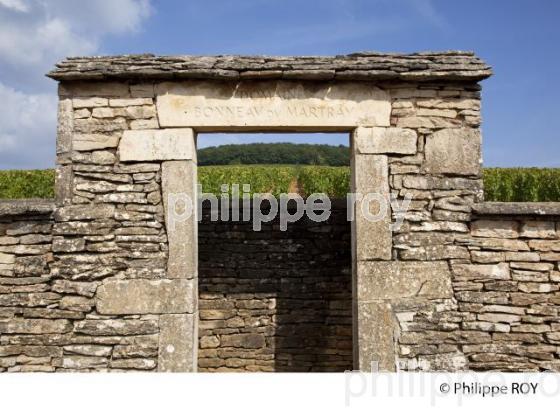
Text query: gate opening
196 133 353 372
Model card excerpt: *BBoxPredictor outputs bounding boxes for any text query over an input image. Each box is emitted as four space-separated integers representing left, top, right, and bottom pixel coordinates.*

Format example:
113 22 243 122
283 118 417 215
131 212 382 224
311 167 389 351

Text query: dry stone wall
0 200 166 372
396 211 560 372
1 51 557 372
3 198 560 372
198 203 352 372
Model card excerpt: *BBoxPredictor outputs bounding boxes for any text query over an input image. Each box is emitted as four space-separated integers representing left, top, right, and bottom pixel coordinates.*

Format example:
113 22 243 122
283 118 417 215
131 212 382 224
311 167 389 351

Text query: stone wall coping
472 202 560 216
0 199 55 216
47 51 492 82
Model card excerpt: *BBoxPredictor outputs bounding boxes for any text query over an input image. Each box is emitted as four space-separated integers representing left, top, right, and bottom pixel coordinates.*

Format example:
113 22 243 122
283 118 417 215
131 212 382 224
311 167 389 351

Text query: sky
0 0 558 169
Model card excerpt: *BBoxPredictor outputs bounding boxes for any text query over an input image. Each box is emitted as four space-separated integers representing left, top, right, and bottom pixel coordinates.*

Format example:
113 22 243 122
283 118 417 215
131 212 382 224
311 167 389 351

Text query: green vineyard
1 167 560 201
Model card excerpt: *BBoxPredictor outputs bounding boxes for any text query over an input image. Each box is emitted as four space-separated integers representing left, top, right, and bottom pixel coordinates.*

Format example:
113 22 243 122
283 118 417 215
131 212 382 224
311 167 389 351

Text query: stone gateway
1 52 560 372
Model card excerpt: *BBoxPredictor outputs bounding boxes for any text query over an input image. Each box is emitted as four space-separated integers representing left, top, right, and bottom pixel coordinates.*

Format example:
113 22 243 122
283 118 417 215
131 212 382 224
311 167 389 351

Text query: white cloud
0 17 96 67
45 0 152 37
0 0 29 13
0 0 152 169
0 82 57 168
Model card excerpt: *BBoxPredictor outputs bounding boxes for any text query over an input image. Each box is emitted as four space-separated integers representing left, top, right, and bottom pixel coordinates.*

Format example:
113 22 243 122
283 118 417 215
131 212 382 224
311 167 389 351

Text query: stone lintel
96 279 196 314
156 81 391 129
119 128 196 162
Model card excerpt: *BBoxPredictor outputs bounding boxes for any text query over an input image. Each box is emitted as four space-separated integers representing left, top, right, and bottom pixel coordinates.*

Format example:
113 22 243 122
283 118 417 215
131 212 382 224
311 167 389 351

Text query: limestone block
200 335 220 349
351 152 391 261
52 280 97 297
471 219 519 238
221 333 266 348
417 108 457 118
74 319 158 336
55 165 73 206
63 345 112 357
52 237 86 253
96 279 196 314
0 252 15 264
111 358 157 370
452 263 511 280
520 221 557 239
59 296 94 312
424 128 481 175
113 342 158 359
73 134 119 151
162 160 197 279
158 313 197 372
0 319 72 334
357 301 396 371
528 240 560 252
396 116 459 129
130 119 159 130
74 118 127 133
109 98 153 107
357 261 452 301
519 282 557 293
355 127 417 155
416 99 480 110
91 107 117 118
57 99 73 155
72 97 108 108
125 105 156 119
119 129 196 162
62 356 108 369
54 204 115 222
510 262 553 272
73 109 91 119
477 313 520 324
156 80 391 129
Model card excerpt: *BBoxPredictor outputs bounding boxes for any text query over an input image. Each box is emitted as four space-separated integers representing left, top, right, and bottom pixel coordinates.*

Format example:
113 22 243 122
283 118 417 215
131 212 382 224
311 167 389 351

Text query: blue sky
0 0 558 169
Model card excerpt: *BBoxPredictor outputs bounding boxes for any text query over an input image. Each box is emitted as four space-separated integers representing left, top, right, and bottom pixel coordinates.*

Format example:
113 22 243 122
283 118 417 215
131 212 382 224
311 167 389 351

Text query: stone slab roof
47 51 492 82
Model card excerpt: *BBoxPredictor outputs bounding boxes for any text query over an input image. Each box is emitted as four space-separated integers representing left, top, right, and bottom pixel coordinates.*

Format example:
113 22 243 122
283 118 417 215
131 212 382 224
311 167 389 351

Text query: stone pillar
351 127 393 371
159 157 198 371
351 125 460 371
351 126 420 371
109 127 199 372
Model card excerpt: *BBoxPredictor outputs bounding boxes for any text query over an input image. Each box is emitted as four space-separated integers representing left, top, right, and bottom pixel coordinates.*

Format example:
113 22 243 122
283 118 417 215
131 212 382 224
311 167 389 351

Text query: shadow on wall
197 202 352 372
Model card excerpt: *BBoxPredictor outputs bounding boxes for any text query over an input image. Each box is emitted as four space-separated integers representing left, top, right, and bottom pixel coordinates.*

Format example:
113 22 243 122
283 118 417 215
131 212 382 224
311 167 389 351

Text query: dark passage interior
197 202 352 372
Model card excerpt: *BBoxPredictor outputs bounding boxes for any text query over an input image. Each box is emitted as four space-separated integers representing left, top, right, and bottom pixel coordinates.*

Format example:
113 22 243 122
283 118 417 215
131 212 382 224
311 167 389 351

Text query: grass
1 167 560 201
0 169 55 199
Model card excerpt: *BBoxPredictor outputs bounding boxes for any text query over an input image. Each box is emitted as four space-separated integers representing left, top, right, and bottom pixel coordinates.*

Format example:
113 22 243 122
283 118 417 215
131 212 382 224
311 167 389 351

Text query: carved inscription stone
156 81 391 129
